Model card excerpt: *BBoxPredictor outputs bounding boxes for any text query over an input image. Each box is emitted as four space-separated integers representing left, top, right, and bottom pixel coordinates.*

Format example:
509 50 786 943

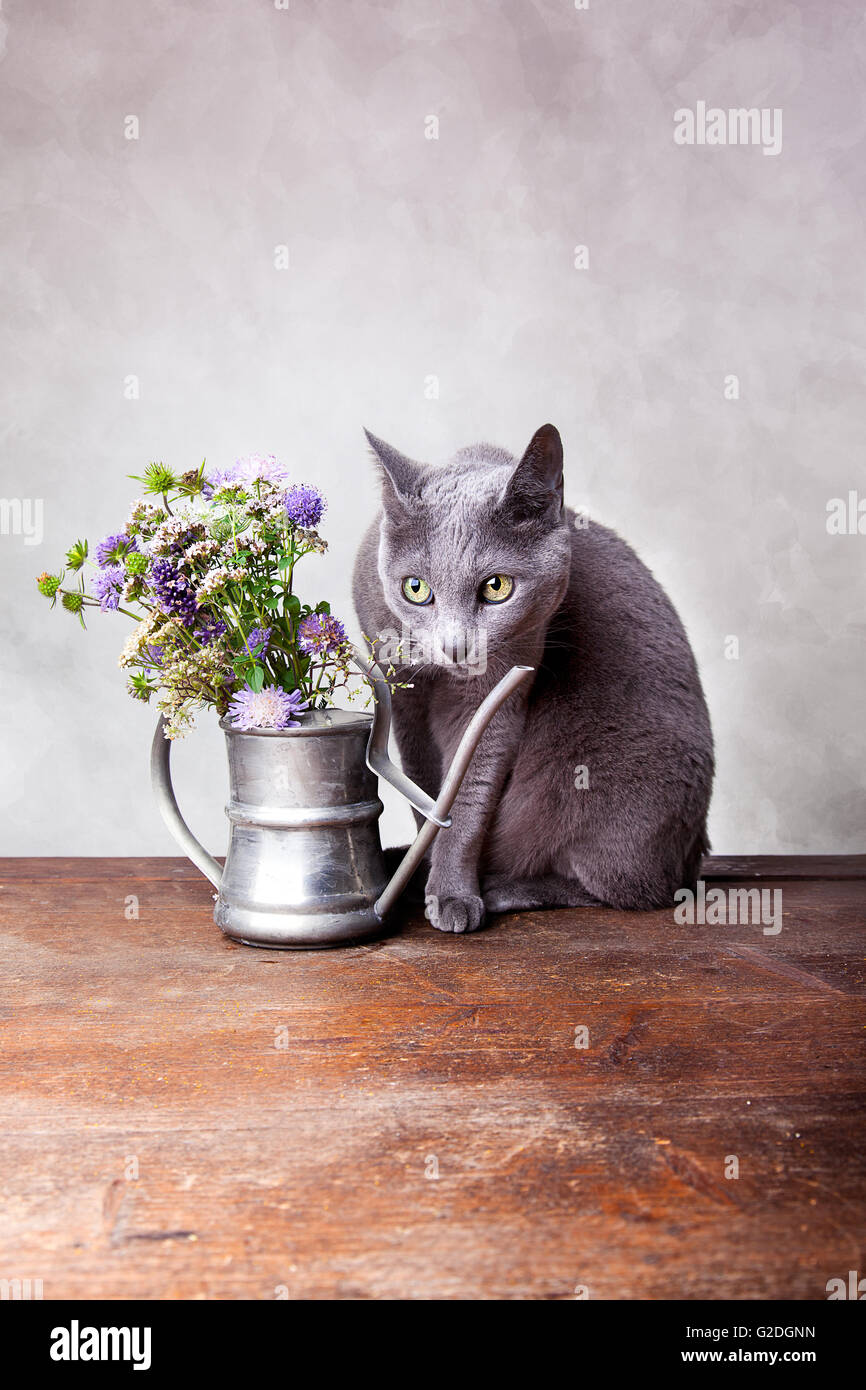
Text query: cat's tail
684 823 710 890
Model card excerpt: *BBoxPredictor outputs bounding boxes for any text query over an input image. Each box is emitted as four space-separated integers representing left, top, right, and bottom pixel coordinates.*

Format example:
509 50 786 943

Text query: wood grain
0 857 864 1300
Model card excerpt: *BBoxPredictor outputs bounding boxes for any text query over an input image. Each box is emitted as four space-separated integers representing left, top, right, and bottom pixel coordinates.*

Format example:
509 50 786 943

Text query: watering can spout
353 649 534 921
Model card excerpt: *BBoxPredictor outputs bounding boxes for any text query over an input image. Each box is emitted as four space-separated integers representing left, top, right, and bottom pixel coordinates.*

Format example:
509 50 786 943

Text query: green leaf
286 595 301 618
248 664 265 693
65 538 88 571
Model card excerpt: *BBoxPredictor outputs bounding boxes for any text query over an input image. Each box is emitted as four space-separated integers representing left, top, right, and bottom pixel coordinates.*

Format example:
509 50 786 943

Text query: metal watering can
151 651 533 948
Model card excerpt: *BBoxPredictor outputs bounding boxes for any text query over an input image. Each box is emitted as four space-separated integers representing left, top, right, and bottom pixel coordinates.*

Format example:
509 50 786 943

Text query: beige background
1 0 864 856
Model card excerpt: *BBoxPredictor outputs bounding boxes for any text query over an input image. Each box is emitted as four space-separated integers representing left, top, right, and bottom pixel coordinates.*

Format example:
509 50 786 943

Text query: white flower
184 538 220 562
118 613 158 667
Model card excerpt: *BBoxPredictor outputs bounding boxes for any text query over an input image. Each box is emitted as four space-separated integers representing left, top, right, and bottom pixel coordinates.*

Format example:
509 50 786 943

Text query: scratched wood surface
0 856 864 1301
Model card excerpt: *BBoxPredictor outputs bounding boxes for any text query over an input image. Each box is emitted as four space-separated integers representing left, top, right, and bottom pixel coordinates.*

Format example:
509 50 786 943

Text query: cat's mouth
431 653 488 680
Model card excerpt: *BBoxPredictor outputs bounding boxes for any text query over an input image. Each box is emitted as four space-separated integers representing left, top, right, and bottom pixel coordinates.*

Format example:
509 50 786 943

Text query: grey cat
353 423 714 934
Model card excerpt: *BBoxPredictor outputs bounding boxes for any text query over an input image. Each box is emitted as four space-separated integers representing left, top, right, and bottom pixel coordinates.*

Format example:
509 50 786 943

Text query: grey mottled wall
1 0 864 855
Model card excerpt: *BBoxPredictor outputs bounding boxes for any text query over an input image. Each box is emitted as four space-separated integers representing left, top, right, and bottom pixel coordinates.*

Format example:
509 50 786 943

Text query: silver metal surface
150 654 533 949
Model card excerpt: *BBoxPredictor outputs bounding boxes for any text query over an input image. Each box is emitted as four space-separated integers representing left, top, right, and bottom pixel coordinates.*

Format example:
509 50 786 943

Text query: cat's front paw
424 891 485 935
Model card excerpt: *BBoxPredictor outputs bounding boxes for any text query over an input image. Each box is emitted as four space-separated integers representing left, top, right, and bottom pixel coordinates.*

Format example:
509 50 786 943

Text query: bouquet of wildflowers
36 455 357 738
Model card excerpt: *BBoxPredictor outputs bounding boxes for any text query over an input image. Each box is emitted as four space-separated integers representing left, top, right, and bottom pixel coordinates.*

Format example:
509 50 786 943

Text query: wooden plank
0 852 864 881
0 857 223 883
704 855 866 880
0 860 864 1300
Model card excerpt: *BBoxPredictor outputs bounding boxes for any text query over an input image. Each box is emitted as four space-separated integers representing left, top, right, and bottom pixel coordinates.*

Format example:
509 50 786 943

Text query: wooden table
1 856 864 1300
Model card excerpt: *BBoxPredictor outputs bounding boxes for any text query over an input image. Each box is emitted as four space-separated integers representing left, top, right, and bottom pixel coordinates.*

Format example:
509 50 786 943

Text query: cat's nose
433 624 481 668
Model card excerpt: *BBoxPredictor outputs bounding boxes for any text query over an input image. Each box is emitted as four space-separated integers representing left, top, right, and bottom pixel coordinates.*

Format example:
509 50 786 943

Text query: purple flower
95 533 138 568
150 558 199 625
297 612 347 657
143 643 164 672
226 685 309 731
92 565 126 612
196 616 227 646
206 454 291 494
244 626 272 656
283 483 325 529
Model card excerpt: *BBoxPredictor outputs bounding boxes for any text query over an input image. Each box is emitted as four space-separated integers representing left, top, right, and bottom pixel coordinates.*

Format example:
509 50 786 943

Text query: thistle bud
125 551 148 575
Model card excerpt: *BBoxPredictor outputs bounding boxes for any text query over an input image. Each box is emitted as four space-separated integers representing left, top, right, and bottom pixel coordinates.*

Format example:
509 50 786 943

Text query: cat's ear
501 424 564 522
364 429 426 508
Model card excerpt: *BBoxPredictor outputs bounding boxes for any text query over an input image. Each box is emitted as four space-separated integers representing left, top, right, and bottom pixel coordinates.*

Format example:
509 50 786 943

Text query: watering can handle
150 718 224 889
351 647 534 921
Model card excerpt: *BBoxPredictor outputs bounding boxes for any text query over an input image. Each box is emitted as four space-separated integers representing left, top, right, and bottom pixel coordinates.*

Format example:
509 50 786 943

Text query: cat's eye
402 576 433 605
479 574 514 604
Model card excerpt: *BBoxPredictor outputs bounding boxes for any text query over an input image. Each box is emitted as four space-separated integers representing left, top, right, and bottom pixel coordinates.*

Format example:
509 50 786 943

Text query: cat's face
368 425 572 678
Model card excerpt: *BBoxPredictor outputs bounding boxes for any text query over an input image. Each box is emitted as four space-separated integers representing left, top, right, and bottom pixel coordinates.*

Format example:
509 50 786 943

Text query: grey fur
354 424 714 933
